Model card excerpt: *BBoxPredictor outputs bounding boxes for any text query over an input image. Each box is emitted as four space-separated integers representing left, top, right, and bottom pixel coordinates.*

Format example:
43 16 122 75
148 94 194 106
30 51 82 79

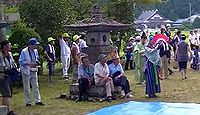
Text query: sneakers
26 103 31 107
125 93 134 98
106 96 112 102
63 76 69 81
35 102 45 106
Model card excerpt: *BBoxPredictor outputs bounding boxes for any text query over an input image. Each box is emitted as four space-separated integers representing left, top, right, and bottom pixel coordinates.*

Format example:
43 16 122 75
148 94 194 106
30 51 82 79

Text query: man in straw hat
71 34 81 83
44 37 56 84
60 33 71 81
108 55 133 98
94 54 116 102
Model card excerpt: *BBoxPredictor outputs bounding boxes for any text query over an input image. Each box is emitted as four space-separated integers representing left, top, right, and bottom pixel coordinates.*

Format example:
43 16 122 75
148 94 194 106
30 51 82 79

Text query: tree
192 18 200 29
19 0 99 41
19 0 70 40
181 22 191 30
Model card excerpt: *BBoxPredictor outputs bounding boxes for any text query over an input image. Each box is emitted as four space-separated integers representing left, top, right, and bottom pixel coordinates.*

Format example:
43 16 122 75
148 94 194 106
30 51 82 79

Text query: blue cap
148 35 154 41
29 38 40 45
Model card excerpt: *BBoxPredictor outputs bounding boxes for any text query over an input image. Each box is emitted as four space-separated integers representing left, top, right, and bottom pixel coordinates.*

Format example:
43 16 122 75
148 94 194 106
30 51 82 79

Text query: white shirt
190 34 200 45
94 62 109 84
60 39 71 57
79 39 88 50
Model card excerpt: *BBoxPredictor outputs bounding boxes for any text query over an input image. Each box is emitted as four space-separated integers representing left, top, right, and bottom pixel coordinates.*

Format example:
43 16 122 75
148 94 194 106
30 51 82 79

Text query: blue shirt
78 64 94 79
108 63 124 76
19 47 39 66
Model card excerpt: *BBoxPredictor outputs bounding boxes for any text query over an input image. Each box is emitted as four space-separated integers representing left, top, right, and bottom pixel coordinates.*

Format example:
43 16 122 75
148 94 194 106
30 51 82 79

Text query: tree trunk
0 3 6 42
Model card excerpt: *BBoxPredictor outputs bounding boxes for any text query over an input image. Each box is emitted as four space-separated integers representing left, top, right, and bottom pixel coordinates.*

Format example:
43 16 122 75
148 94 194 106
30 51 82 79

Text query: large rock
87 85 106 98
69 83 122 98
0 106 7 115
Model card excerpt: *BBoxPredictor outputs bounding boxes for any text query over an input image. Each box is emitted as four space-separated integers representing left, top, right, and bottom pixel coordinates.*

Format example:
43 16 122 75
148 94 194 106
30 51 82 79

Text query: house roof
135 9 172 24
135 10 158 24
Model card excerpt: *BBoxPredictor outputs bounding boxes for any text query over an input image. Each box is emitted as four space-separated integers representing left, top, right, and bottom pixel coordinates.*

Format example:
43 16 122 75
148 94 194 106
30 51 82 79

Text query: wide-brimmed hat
98 54 107 61
62 33 70 38
73 35 81 41
48 37 56 43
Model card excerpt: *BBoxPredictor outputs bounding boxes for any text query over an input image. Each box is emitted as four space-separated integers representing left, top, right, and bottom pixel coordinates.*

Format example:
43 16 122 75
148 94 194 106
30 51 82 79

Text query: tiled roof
135 10 158 24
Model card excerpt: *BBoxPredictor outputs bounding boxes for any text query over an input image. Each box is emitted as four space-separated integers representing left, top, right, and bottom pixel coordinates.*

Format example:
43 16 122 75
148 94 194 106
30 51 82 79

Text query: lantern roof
64 4 132 32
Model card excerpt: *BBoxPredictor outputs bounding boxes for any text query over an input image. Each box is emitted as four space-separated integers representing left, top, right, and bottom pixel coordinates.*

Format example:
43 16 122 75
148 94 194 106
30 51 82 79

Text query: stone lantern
65 5 132 64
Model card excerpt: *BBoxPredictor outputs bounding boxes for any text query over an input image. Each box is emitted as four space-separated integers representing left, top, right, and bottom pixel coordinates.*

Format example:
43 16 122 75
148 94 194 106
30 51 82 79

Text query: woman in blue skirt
144 35 161 98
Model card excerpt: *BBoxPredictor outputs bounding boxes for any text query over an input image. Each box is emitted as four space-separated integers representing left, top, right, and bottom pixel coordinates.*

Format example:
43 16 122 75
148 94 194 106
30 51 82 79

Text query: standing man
160 28 170 79
71 35 81 83
125 37 134 70
44 37 56 84
60 33 71 81
190 30 200 50
79 34 88 52
19 38 44 106
0 40 16 115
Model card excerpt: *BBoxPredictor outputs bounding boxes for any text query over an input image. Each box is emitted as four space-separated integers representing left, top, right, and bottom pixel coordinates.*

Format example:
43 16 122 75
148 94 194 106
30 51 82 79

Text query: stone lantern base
82 45 116 64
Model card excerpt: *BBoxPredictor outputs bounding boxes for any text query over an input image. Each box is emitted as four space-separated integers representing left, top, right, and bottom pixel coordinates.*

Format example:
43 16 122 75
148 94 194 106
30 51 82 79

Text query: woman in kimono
134 35 146 84
144 35 162 98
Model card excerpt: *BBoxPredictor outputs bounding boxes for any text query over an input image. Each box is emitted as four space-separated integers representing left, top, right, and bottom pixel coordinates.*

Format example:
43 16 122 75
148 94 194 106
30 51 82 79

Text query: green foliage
9 21 41 55
181 22 191 31
4 6 18 14
192 18 200 29
19 0 70 40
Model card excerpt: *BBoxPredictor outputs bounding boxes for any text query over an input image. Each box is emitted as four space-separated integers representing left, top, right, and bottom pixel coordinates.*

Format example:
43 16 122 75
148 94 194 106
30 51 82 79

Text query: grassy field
3 64 200 115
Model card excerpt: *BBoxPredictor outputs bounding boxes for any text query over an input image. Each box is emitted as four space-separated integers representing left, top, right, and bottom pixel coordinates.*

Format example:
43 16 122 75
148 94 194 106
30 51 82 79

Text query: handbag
7 68 21 81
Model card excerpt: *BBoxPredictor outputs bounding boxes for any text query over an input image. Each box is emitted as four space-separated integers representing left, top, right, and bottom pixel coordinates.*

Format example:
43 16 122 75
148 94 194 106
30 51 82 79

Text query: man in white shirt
94 54 116 102
190 30 200 50
79 34 88 52
60 33 71 80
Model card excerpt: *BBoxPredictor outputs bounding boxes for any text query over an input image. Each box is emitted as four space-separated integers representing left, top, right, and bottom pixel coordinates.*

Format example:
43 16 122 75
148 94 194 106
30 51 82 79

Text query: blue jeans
48 62 55 76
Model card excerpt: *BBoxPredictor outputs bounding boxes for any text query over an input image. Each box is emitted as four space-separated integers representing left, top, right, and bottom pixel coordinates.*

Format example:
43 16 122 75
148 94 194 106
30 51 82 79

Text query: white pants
22 72 41 104
61 56 70 77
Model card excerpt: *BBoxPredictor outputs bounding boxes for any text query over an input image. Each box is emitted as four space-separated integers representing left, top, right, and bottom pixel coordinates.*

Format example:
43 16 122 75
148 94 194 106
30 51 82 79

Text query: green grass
3 63 200 115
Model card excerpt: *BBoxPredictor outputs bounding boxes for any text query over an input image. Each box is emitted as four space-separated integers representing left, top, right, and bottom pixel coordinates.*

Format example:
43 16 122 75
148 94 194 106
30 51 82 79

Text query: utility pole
189 2 192 26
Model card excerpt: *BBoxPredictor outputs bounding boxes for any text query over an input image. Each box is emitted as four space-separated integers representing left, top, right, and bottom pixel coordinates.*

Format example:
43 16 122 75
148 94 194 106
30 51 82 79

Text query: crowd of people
0 27 200 114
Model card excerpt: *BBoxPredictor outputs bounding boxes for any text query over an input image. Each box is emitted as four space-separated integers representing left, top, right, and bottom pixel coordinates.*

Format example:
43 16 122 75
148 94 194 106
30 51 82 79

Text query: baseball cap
98 54 107 62
29 38 40 45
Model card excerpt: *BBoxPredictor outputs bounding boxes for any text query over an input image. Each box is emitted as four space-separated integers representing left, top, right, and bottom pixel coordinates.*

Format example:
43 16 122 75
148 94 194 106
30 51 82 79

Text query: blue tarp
87 101 200 115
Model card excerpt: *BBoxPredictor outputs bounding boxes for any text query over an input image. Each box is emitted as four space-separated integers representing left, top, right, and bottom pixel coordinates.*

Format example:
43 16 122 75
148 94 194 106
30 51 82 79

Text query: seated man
94 54 116 102
108 56 133 98
76 55 94 101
